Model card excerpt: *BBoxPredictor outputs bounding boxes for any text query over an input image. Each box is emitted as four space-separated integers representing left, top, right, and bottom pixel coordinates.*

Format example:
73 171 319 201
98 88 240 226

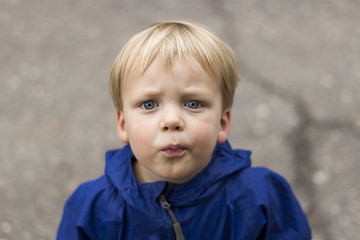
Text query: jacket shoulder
64 175 118 211
57 175 124 239
226 167 289 198
226 167 311 239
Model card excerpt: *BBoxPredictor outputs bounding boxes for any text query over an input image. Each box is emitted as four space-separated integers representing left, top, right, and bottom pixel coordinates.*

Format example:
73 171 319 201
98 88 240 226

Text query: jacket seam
226 177 258 238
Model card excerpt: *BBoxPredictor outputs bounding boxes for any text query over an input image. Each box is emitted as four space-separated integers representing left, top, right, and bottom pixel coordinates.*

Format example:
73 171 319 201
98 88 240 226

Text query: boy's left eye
185 100 201 109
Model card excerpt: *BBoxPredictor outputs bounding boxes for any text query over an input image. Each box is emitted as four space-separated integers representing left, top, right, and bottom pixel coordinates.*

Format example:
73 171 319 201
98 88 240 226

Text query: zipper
159 185 185 240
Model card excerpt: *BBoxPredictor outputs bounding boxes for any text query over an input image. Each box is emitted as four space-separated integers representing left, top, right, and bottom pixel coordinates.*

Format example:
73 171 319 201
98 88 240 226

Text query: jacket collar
105 141 251 205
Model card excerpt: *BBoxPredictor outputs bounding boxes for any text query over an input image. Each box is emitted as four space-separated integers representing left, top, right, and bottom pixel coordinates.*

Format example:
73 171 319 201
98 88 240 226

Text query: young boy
57 20 311 239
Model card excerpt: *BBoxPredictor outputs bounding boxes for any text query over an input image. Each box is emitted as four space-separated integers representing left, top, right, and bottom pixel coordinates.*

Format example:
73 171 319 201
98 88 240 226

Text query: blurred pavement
1 0 359 239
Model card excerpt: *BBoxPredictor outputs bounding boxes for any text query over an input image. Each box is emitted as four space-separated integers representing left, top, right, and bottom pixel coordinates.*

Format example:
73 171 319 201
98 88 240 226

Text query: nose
160 106 184 132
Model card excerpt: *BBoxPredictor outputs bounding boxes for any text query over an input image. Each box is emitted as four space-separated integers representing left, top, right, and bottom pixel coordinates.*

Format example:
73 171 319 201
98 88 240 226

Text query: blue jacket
57 141 311 239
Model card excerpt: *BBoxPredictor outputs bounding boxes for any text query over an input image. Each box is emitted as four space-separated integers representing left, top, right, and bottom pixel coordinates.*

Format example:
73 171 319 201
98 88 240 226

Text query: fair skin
116 57 231 184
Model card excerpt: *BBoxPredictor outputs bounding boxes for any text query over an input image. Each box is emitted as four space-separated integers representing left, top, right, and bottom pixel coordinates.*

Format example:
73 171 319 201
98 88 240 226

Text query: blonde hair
109 20 239 110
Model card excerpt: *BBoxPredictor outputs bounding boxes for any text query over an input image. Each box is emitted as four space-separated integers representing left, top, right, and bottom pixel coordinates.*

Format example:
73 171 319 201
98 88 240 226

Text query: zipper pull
159 194 185 240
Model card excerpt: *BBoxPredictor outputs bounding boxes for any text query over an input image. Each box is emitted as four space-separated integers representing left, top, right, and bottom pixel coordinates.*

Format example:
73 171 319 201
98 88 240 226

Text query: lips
161 144 186 157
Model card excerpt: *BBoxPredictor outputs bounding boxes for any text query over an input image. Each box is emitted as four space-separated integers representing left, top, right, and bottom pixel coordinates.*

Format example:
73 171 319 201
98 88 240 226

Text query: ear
116 110 129 143
217 109 231 143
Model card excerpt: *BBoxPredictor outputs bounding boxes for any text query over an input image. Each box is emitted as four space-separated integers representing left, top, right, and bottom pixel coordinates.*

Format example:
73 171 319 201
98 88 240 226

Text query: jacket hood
105 141 251 206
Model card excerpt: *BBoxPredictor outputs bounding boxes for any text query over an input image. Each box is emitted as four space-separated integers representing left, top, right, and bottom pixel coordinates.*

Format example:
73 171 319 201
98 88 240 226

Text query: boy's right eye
140 101 158 110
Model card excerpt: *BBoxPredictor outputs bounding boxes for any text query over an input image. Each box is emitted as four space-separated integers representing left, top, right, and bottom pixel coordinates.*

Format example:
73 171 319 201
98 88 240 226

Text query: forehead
122 57 220 94
125 56 218 86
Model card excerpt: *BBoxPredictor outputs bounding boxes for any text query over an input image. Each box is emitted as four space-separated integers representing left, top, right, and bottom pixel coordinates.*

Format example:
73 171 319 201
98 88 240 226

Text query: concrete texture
1 0 359 239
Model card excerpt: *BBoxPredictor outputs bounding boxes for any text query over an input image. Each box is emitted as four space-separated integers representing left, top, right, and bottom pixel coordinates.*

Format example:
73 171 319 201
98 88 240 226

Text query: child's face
116 57 231 184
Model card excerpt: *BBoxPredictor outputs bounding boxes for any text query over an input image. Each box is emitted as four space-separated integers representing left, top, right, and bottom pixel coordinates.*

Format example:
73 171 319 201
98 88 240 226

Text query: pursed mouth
161 144 187 157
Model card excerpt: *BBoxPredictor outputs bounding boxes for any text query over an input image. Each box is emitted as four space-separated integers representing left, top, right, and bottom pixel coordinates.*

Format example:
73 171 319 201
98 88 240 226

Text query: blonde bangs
110 20 239 110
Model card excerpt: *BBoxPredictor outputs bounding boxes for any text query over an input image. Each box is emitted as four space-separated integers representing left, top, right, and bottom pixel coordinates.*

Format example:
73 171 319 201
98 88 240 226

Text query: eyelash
139 100 159 110
138 100 204 110
184 100 203 109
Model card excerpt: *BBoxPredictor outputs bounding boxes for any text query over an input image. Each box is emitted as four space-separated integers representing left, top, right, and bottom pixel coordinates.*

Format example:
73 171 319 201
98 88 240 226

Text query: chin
163 174 193 184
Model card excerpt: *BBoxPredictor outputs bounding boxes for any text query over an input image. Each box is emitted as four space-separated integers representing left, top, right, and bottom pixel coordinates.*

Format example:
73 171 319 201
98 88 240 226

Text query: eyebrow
134 89 163 97
179 87 216 96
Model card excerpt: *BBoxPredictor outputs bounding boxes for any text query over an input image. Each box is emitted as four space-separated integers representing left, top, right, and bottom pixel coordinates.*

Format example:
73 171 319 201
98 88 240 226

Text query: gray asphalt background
1 0 360 239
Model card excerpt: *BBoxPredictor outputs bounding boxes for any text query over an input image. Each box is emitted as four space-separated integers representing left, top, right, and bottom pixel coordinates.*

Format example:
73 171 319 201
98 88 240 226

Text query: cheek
129 127 151 145
190 125 218 164
193 127 214 141
127 122 155 161
126 117 155 145
189 118 220 146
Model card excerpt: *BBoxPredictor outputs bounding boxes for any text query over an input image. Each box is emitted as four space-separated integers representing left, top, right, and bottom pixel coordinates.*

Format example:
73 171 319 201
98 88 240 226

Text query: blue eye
140 101 158 110
185 100 201 109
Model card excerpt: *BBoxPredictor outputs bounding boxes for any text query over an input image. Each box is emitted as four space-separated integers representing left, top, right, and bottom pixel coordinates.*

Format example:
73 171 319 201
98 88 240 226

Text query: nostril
162 125 182 131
